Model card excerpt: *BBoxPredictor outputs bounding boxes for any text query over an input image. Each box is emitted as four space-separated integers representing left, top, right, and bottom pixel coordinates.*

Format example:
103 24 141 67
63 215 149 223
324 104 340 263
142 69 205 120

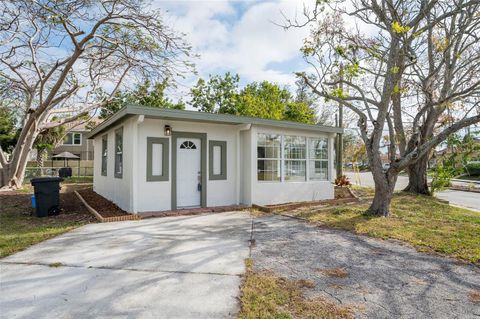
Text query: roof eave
88 105 344 139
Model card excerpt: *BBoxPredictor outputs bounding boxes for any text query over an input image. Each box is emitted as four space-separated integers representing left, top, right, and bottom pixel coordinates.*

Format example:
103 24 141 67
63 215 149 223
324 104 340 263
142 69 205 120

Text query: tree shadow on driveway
252 215 480 319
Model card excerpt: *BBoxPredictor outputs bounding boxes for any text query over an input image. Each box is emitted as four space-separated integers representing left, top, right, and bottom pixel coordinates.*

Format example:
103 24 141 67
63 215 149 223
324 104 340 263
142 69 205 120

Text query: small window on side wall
114 127 123 178
101 134 108 176
209 140 227 180
147 137 169 181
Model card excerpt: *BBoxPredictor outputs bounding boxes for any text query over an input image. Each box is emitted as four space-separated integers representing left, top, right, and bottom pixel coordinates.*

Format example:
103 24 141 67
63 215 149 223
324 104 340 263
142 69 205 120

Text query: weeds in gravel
319 268 349 278
239 259 353 319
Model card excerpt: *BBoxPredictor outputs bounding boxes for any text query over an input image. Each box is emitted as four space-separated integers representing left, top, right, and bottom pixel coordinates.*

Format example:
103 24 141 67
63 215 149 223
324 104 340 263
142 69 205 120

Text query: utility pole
336 65 344 178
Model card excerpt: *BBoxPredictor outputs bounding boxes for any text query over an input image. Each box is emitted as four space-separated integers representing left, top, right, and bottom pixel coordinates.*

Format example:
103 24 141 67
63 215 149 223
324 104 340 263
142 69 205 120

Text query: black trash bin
30 177 63 217
58 167 72 178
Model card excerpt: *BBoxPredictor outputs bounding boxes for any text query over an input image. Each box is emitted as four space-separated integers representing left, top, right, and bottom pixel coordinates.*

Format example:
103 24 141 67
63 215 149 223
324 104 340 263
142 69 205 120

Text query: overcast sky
152 0 313 95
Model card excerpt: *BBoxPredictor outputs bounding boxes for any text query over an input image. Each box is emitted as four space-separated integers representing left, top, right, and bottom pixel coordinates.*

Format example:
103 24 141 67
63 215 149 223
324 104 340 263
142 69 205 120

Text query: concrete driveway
0 212 252 319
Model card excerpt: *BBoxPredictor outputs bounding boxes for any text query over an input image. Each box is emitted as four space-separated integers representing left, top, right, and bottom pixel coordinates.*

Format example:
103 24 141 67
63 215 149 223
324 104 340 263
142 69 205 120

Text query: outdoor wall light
164 125 172 136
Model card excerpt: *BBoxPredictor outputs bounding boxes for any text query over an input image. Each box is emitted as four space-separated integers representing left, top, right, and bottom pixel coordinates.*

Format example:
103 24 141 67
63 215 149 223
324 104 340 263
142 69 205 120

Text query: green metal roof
88 104 343 139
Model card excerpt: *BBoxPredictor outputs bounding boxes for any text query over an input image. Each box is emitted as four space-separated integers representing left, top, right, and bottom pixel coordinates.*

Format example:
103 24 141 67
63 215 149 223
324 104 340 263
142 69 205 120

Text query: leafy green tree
189 74 316 124
236 81 290 120
100 80 184 119
34 121 66 169
0 107 18 153
189 72 240 114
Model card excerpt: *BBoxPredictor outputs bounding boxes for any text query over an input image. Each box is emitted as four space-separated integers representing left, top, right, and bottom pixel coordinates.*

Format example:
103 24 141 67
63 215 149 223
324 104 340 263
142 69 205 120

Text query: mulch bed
76 188 129 218
139 205 247 219
0 188 96 223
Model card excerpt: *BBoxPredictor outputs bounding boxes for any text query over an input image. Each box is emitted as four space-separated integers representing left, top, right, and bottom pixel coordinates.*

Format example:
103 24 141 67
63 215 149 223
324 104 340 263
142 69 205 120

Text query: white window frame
308 137 329 181
63 132 82 146
256 133 330 183
283 135 307 182
257 133 282 182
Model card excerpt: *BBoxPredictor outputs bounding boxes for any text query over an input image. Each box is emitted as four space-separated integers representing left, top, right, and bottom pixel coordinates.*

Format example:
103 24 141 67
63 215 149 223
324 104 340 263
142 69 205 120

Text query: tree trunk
0 124 38 189
404 154 430 195
369 184 394 216
366 147 398 216
36 148 47 176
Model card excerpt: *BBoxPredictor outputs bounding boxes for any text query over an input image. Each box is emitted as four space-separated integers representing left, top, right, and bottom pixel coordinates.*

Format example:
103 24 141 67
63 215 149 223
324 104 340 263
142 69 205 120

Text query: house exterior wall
134 118 239 213
93 118 135 212
239 129 252 205
92 116 336 214
247 125 335 206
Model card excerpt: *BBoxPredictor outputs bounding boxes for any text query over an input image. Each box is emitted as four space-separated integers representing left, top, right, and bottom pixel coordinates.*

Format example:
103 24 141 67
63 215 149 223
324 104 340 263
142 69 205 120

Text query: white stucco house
88 105 343 214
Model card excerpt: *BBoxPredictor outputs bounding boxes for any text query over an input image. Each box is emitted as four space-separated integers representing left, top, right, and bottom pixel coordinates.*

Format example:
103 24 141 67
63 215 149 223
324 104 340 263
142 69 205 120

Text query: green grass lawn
0 187 95 258
293 187 480 264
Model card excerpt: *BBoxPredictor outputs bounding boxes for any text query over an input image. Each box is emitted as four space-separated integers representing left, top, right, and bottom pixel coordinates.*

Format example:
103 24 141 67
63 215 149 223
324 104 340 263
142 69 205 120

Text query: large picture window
257 133 281 181
256 133 330 182
284 136 306 181
101 135 108 176
309 138 328 180
114 127 123 178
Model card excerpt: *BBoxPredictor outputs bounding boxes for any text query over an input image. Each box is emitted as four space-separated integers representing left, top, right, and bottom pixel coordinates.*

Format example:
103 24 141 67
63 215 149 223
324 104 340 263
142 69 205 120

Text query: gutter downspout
236 124 251 205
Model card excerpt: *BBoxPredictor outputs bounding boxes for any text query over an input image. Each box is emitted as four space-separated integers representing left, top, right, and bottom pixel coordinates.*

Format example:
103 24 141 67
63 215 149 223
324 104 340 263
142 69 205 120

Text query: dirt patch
297 279 316 288
77 188 129 218
0 188 95 224
469 290 480 303
318 268 349 278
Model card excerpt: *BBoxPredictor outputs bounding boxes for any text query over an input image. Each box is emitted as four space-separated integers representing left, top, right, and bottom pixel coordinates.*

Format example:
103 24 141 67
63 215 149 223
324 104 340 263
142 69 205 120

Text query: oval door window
180 140 197 149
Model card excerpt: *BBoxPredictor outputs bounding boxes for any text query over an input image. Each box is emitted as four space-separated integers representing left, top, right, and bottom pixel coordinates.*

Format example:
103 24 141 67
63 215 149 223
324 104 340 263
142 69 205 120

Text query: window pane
115 128 123 177
309 160 328 180
257 133 280 159
63 133 72 145
213 145 222 175
101 136 107 175
285 160 306 181
151 143 163 176
73 133 81 145
257 159 281 181
284 136 306 159
309 138 328 160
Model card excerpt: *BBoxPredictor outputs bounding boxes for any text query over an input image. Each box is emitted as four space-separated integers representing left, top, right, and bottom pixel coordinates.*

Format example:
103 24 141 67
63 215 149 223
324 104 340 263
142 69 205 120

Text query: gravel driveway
252 215 480 319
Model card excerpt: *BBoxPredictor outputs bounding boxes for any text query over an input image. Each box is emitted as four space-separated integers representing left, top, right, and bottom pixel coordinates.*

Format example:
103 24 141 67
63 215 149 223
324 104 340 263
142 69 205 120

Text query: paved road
0 212 252 319
345 171 479 211
252 215 480 319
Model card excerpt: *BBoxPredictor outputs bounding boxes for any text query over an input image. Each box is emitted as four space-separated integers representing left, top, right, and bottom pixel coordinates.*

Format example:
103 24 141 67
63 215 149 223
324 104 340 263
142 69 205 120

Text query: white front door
176 137 201 208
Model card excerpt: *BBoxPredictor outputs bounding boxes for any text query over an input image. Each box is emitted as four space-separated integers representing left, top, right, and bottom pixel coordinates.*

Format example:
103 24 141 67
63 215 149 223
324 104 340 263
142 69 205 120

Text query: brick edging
74 190 141 223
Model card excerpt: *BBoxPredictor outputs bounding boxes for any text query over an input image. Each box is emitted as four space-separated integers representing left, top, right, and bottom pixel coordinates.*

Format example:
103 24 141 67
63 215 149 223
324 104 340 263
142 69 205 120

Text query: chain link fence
25 167 93 181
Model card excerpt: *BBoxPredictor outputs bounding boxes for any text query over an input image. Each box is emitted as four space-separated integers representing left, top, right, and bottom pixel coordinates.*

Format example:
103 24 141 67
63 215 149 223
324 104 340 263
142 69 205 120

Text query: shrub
335 175 351 187
431 164 455 193
465 163 480 176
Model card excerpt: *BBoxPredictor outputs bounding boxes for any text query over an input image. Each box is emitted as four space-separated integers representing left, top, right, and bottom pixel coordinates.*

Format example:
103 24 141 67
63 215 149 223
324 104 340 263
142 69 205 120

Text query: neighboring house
51 122 94 161
88 105 343 214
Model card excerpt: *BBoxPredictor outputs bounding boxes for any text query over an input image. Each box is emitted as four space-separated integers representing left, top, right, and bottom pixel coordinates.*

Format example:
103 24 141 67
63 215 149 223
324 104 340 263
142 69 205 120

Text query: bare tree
290 0 480 215
401 2 480 194
0 0 193 188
